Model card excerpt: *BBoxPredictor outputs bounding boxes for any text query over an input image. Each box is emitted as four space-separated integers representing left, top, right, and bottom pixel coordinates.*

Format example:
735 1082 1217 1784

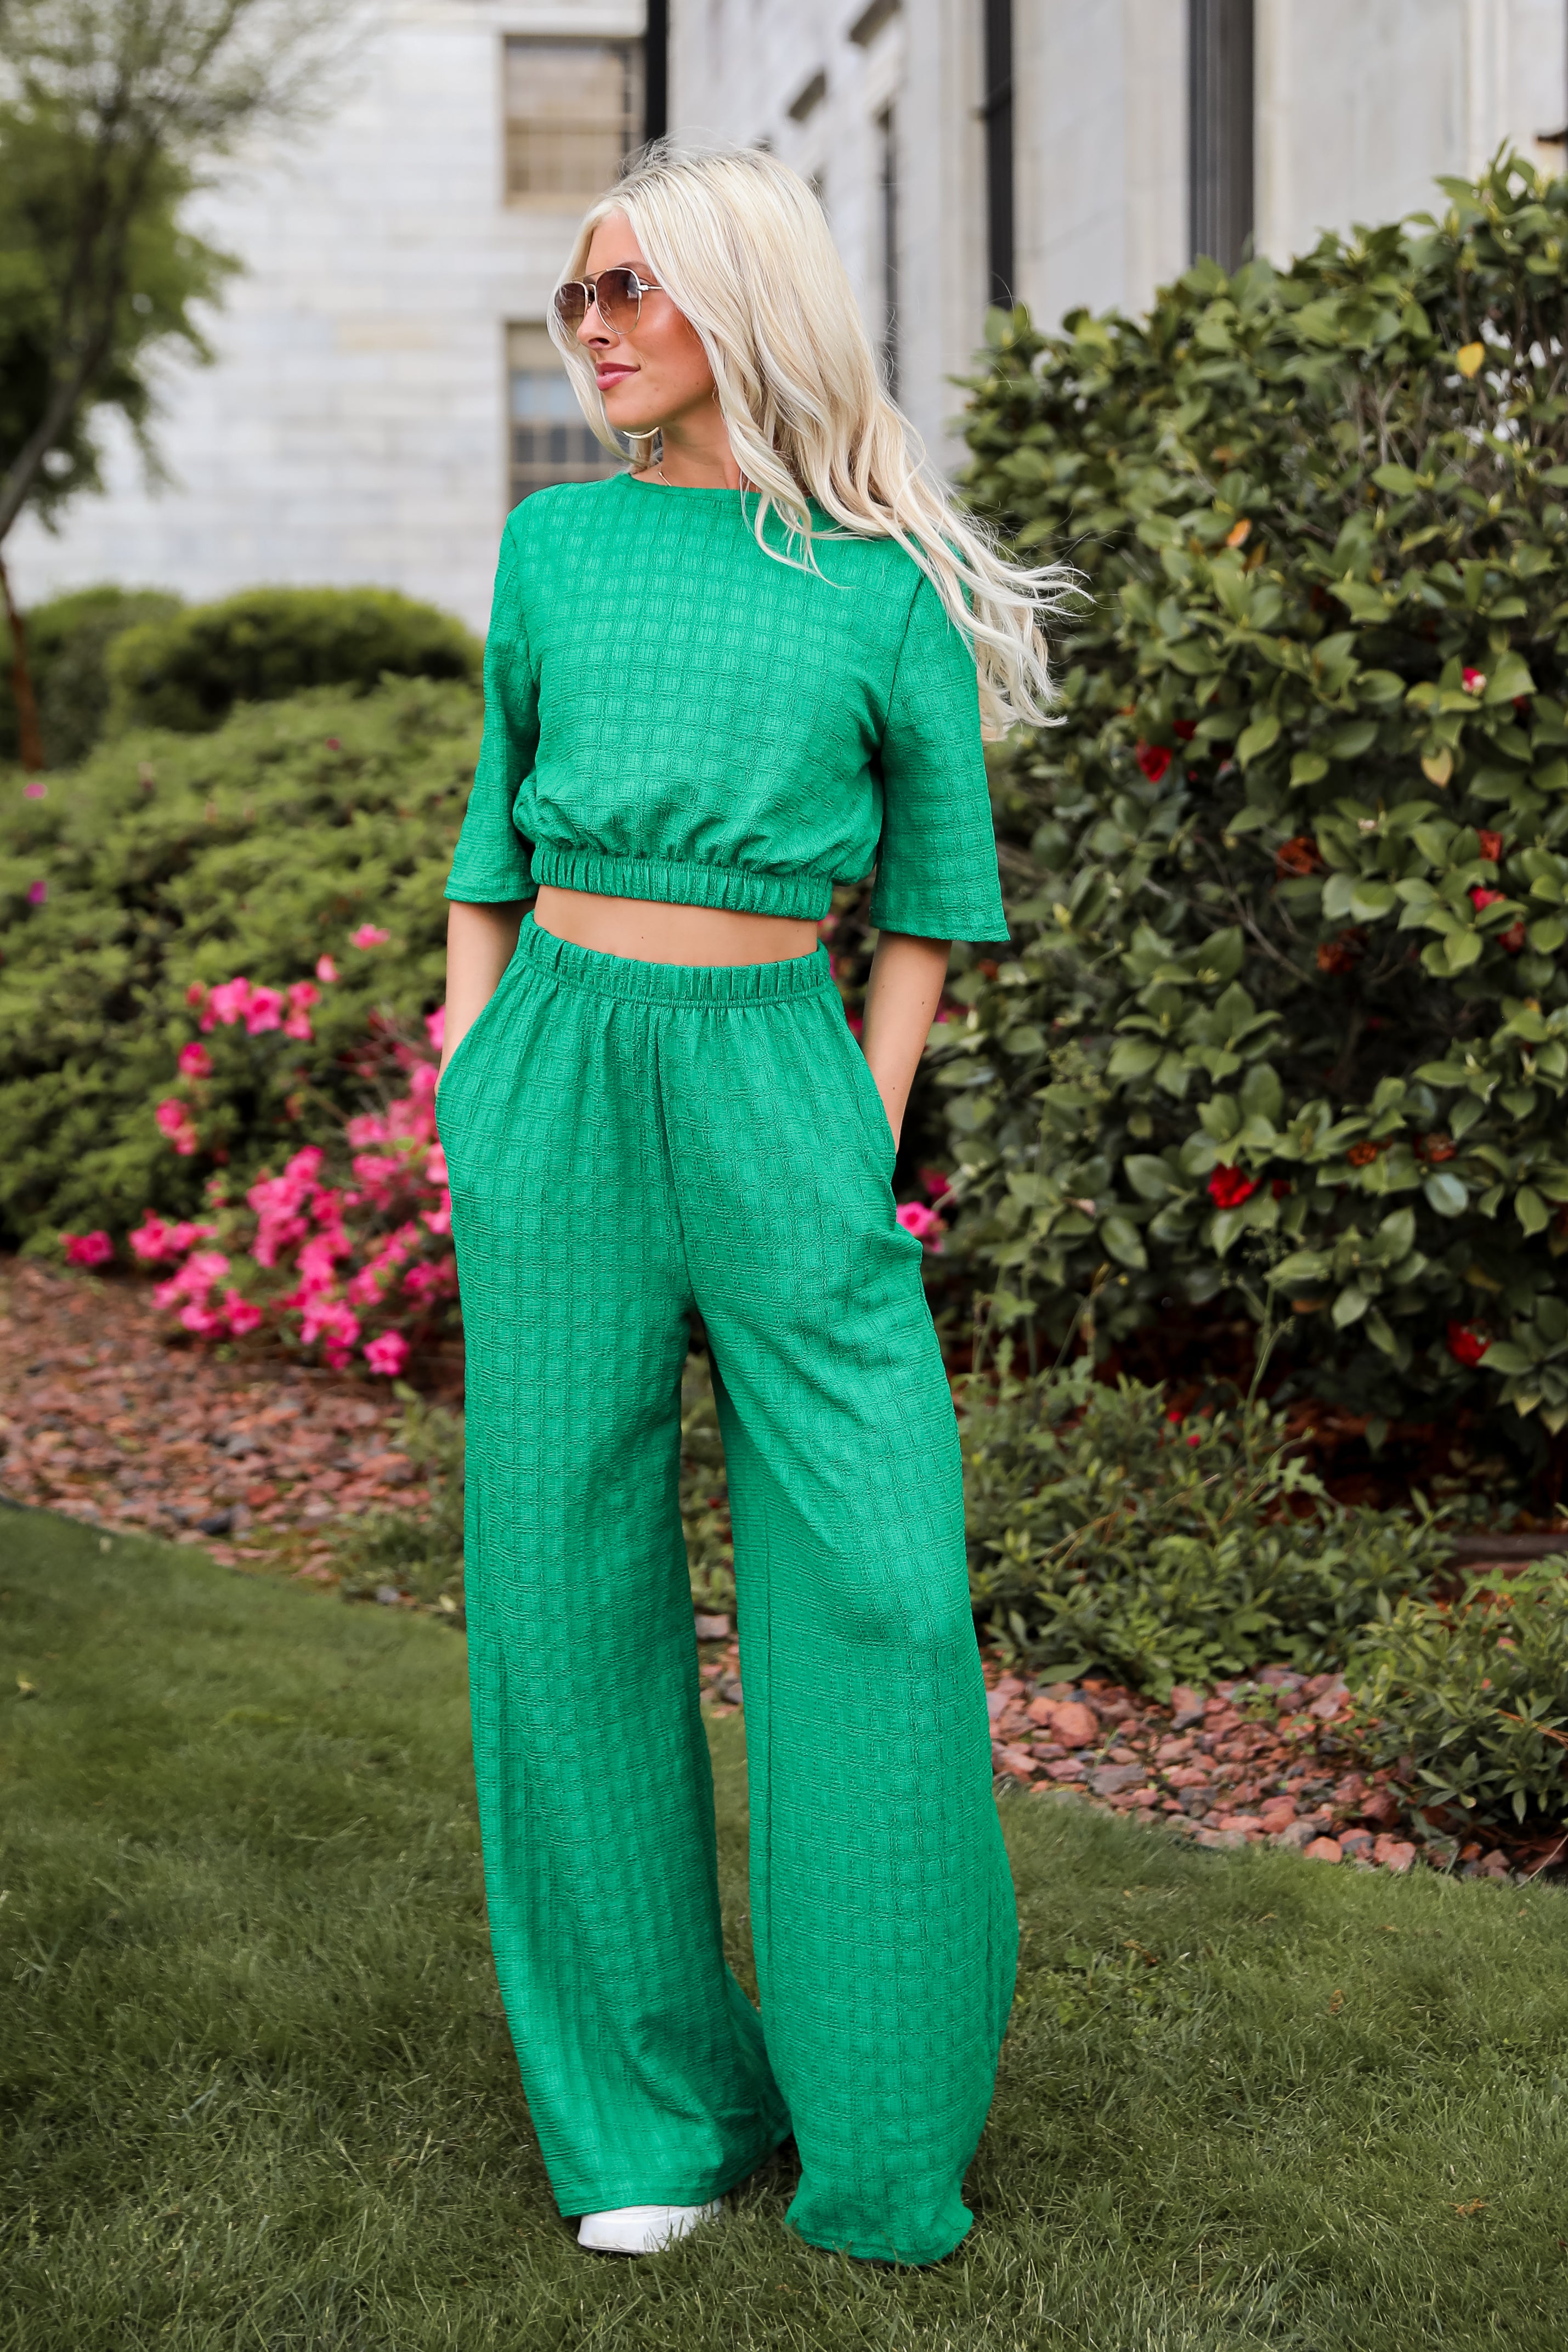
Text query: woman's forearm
859 930 950 1146
439 900 525 1083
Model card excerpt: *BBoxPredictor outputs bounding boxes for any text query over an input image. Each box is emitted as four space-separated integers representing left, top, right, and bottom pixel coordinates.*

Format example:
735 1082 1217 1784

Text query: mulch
3 1254 1559 1887
0 1257 437 1581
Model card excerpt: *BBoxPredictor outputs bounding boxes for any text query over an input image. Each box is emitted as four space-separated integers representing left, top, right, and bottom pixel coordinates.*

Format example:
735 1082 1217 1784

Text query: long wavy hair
547 139 1075 734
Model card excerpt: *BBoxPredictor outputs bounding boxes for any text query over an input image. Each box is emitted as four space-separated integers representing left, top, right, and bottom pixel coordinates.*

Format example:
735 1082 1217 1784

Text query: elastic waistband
531 845 834 923
514 914 836 1007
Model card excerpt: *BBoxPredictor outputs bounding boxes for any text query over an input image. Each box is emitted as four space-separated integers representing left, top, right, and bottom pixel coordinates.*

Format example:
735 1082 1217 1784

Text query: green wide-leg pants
435 917 1016 2265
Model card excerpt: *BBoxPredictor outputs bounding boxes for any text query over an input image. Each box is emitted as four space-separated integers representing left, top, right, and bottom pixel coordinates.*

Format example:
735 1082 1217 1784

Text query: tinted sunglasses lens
553 281 588 329
595 267 641 329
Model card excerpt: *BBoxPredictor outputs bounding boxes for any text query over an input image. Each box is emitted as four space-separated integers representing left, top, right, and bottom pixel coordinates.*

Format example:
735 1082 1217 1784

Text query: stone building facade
10 1 1568 620
673 0 1568 468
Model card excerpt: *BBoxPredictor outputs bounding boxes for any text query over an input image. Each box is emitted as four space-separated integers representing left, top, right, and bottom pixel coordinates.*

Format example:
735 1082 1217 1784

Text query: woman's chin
602 402 663 443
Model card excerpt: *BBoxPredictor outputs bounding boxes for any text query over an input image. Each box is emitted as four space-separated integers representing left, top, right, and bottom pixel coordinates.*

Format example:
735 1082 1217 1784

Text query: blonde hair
547 139 1074 735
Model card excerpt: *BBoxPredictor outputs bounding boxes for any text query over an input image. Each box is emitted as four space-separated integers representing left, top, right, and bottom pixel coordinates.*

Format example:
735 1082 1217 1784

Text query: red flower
1271 1178 1292 1199
1135 742 1173 783
1477 829 1504 864
1207 1164 1256 1211
1499 920 1527 953
1173 719 1197 742
1462 666 1487 696
1276 834 1322 878
1316 931 1363 975
1470 886 1505 912
1447 1322 1490 1369
61 1230 114 1269
1417 1133 1457 1163
1346 1140 1382 1168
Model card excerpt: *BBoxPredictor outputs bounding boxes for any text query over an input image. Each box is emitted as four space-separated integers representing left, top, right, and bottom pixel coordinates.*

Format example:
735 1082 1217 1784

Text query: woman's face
576 212 716 439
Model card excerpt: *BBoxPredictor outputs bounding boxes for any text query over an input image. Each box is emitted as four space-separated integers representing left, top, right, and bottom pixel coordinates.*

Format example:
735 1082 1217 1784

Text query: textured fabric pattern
443 477 1010 943
436 917 1017 2264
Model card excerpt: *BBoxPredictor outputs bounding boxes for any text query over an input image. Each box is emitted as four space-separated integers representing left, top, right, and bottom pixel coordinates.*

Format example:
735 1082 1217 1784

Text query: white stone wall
673 0 1567 469
9 0 643 632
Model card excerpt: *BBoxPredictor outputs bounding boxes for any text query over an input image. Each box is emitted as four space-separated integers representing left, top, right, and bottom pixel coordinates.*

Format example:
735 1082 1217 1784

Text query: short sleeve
444 516 539 904
869 570 1009 942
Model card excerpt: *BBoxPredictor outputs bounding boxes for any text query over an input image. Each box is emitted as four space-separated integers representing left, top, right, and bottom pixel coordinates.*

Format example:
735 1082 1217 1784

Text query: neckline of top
618 473 834 523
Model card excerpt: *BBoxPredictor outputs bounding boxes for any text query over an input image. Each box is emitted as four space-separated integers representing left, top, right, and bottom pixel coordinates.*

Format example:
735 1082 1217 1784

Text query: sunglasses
553 267 664 335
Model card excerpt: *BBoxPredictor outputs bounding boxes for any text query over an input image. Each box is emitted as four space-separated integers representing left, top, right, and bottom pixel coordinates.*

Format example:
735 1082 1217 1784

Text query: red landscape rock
1303 1836 1345 1863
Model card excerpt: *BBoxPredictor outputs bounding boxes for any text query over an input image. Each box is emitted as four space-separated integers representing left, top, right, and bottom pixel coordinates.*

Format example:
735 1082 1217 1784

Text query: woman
435 142 1066 2266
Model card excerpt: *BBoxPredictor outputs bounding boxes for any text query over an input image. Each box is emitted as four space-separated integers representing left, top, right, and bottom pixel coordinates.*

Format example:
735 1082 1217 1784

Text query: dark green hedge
943 152 1568 1441
0 586 182 768
107 586 480 734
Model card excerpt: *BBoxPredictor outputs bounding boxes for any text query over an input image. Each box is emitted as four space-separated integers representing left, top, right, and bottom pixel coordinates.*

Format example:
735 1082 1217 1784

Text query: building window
1188 0 1254 269
877 106 899 402
503 37 643 203
508 326 624 506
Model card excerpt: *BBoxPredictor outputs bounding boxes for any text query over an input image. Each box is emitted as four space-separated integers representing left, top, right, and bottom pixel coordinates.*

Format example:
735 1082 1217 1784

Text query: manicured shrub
1352 1561 1568 1828
959 1356 1452 1695
0 675 480 1245
106 586 479 734
946 154 1568 1443
0 585 182 767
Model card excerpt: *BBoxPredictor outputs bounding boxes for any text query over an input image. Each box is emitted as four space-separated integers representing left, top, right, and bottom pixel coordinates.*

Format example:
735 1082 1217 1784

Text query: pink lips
595 365 635 389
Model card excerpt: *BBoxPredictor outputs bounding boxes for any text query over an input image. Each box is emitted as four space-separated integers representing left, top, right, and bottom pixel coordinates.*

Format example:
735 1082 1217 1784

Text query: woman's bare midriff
533 884 819 966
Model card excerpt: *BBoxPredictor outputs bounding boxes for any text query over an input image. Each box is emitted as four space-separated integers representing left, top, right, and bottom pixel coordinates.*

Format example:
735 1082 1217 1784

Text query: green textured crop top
443 472 1009 942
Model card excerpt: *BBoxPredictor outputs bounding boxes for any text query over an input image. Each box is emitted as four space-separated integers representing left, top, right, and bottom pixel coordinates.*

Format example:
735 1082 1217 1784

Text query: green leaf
1197 1095 1241 1143
1515 1185 1549 1236
1107 1037 1162 1079
1240 1062 1283 1124
1423 1171 1469 1217
1237 713 1281 766
1372 462 1420 495
1484 652 1536 705
1349 879 1397 921
1123 1154 1177 1201
1332 1284 1370 1328
1100 1212 1148 1270
1290 751 1329 787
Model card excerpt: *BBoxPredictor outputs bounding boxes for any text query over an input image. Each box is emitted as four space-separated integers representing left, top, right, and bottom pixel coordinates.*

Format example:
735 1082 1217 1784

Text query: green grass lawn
3 1511 1566 2351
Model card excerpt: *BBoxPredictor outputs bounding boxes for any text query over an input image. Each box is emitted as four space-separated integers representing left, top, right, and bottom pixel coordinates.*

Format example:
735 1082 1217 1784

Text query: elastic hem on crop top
529 845 839 921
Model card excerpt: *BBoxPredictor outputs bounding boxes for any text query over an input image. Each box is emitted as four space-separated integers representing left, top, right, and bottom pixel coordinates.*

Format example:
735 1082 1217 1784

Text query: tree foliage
0 0 352 548
944 154 1568 1439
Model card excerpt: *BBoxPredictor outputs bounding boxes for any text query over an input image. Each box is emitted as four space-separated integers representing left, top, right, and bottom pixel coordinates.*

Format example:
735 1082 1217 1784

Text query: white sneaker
576 2201 724 2254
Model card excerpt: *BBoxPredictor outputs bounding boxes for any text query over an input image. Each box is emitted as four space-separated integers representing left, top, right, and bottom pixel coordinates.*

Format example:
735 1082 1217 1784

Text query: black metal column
645 0 669 144
1188 0 1254 270
982 0 1015 307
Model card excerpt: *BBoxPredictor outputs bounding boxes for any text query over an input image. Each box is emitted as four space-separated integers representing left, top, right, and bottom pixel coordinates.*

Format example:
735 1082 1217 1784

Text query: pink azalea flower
896 1201 944 1245
206 976 253 1027
178 1042 212 1079
408 1064 438 1105
24 781 46 799
245 985 284 1035
350 924 390 949
180 1301 229 1338
61 1230 114 1269
284 1011 314 1041
425 1005 445 1051
287 980 319 1013
186 981 207 1009
346 1112 390 1147
921 1168 953 1199
26 879 46 905
424 1144 448 1185
422 1200 452 1237
223 1290 264 1337
129 1213 173 1262
364 1330 410 1377
315 954 338 983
